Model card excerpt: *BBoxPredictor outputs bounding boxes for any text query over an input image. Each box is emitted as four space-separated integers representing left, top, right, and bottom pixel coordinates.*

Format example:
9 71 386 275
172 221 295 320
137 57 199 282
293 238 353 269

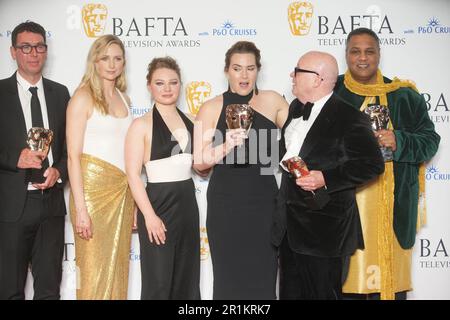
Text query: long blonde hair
80 34 127 114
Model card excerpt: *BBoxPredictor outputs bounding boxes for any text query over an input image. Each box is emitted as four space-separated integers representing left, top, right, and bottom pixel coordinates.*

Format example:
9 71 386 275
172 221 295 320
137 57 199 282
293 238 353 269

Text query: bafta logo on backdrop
200 227 210 261
288 1 314 36
186 81 212 115
82 3 108 37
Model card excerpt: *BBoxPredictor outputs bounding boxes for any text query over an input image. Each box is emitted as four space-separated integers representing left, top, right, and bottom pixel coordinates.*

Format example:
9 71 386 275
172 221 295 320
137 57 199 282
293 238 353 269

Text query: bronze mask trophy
283 156 309 179
282 156 330 210
26 127 53 183
364 104 393 162
225 104 254 165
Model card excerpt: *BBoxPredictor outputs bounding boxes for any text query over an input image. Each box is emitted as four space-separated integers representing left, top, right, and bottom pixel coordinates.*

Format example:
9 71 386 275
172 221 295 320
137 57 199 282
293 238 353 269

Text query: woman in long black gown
193 41 289 299
125 57 200 299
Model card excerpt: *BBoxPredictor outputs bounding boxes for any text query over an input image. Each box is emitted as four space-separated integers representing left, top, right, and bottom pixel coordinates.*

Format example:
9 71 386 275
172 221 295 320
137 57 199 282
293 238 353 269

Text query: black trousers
137 212 200 300
279 236 349 300
0 191 65 300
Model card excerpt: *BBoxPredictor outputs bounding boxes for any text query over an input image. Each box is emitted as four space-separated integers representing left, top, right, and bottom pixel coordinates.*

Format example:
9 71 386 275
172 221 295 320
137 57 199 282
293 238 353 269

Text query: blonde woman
66 34 135 299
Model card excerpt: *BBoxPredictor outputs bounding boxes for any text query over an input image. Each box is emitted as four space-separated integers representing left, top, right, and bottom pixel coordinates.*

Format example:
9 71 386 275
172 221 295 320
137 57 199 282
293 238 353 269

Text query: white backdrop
0 0 449 300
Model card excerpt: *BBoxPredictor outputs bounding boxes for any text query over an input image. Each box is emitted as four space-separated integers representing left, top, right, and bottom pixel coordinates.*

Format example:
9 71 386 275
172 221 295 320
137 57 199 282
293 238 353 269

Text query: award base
381 146 393 162
26 167 47 184
233 141 250 167
304 187 330 210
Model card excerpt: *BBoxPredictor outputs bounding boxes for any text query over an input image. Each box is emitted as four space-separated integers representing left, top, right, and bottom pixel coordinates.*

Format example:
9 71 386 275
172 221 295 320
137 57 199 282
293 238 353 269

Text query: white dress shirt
16 72 57 188
280 92 333 172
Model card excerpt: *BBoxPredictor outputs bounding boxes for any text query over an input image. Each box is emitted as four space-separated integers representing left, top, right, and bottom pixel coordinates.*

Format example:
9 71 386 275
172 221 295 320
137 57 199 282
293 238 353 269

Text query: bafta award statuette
225 104 254 165
283 156 330 210
26 127 53 183
364 104 393 162
282 156 309 179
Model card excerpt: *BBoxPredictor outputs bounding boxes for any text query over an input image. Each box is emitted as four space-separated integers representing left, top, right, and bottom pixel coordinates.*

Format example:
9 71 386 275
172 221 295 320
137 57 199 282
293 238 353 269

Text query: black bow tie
291 99 314 121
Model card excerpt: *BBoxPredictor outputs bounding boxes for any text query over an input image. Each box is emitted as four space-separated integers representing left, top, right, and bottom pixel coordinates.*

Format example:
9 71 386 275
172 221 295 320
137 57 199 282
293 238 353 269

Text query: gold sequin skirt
70 154 135 300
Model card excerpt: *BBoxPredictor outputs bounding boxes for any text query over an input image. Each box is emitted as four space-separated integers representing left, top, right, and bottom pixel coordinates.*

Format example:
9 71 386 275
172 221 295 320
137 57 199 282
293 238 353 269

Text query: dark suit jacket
0 73 70 222
272 93 384 257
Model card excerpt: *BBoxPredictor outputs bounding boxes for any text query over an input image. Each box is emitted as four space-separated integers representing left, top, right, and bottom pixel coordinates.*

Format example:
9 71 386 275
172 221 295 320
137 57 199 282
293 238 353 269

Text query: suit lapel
6 73 28 143
299 94 338 160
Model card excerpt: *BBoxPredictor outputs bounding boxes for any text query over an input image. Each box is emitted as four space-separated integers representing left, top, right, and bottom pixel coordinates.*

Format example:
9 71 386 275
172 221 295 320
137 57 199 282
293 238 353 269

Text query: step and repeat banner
1 0 449 300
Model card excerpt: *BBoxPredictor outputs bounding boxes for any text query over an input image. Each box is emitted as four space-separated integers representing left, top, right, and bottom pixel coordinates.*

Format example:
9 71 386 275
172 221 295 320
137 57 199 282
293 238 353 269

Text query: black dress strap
150 106 193 161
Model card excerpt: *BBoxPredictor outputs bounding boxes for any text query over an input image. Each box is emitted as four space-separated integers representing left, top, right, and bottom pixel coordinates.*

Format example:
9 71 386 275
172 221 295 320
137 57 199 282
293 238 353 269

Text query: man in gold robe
334 27 440 300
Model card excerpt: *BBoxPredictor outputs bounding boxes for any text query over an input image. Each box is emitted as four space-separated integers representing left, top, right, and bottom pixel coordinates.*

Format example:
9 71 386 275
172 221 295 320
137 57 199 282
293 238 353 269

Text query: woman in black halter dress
194 41 289 299
125 57 200 300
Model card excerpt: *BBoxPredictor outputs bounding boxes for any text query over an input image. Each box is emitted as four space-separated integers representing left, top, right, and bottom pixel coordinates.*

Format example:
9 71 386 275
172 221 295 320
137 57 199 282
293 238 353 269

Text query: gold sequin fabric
70 154 135 300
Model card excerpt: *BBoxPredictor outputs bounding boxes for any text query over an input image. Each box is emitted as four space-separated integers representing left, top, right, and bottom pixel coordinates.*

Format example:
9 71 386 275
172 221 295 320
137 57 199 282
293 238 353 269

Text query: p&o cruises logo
426 165 450 182
130 105 151 117
199 21 257 37
129 248 140 261
417 17 450 34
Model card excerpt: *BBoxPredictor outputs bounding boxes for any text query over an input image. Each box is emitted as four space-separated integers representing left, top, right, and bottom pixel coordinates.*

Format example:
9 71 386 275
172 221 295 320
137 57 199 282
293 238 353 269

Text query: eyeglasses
14 44 48 54
294 67 323 81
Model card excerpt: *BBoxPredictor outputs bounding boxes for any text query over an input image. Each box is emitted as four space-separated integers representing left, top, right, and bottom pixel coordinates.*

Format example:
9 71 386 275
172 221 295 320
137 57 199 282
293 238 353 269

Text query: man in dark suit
272 51 384 299
0 21 70 299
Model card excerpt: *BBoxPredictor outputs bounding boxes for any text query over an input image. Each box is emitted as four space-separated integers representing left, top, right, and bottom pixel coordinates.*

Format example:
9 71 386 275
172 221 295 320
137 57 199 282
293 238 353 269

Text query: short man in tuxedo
272 51 384 299
0 21 70 299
